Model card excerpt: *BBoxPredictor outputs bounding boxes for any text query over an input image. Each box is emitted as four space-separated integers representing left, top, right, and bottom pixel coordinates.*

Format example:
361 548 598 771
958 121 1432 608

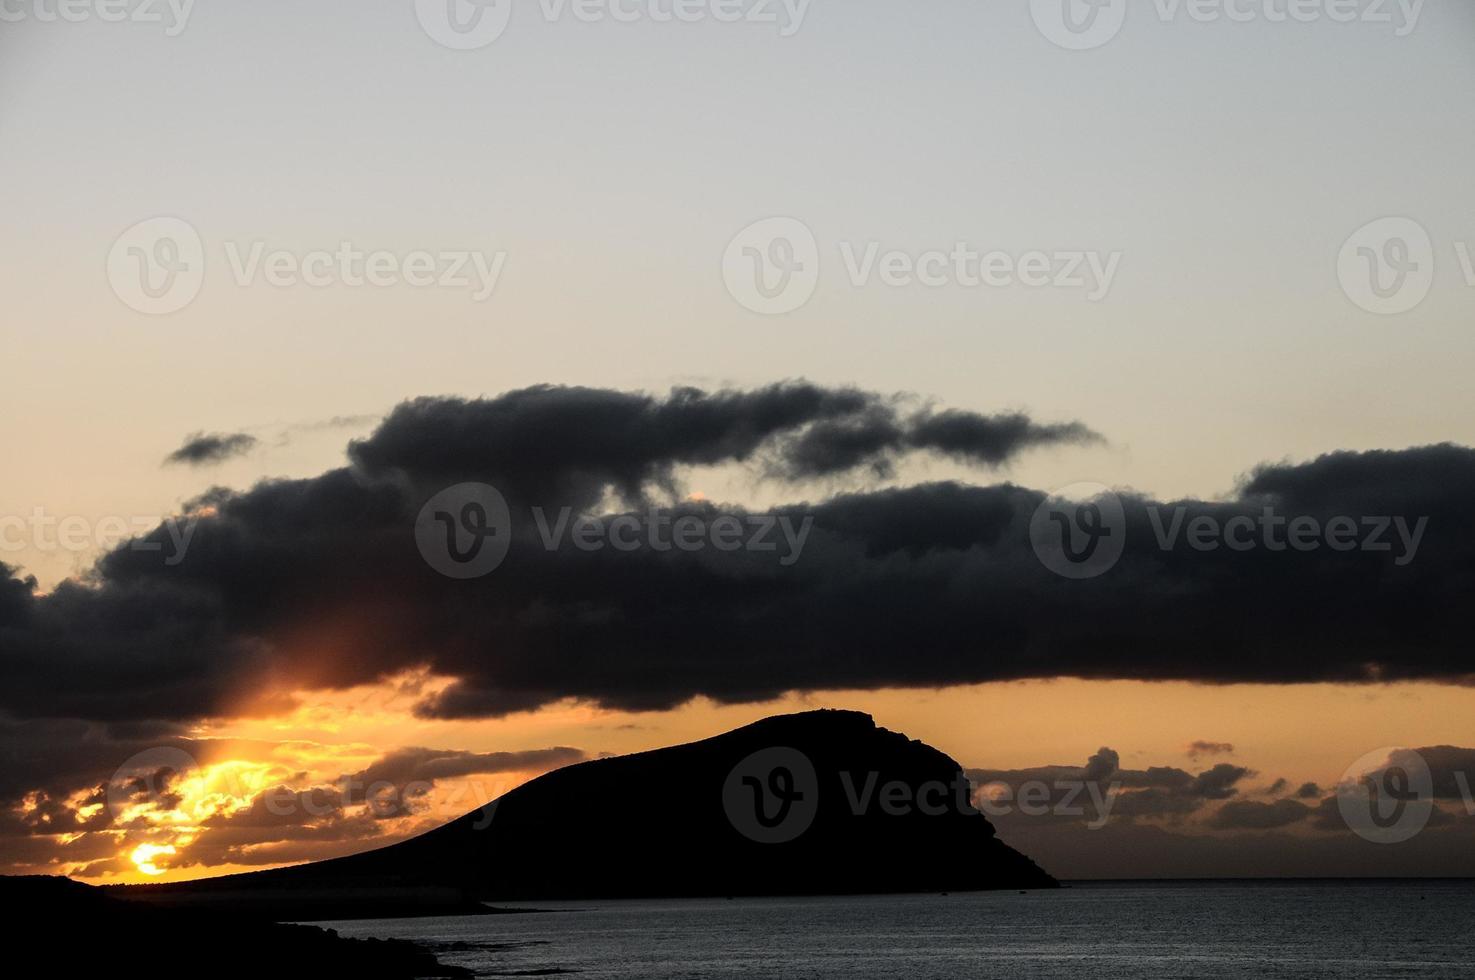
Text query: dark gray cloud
968 748 1253 825
0 717 191 808
164 432 259 466
908 411 1098 467
0 384 1472 728
774 406 1098 479
1083 748 1120 785
1109 767 1255 822
349 383 1097 507
1211 798 1313 830
969 744 1475 877
1402 746 1475 800
1190 764 1254 800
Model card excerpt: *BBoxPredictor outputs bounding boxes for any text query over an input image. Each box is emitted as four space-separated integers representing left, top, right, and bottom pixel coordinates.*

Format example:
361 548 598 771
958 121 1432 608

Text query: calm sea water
323 881 1475 979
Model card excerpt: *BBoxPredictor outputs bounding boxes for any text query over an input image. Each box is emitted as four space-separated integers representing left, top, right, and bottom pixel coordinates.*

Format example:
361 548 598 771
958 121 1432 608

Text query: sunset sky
2 2 1474 883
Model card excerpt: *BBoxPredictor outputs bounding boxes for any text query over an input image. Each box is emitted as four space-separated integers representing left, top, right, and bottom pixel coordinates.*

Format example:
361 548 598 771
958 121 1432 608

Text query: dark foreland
3 875 471 979
116 710 1056 917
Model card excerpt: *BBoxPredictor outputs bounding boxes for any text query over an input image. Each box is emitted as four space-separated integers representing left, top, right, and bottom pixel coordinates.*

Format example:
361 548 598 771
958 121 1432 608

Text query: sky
1 1 1473 882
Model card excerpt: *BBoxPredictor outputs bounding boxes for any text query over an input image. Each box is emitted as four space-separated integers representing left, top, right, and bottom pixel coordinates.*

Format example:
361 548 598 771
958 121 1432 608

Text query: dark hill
120 710 1056 911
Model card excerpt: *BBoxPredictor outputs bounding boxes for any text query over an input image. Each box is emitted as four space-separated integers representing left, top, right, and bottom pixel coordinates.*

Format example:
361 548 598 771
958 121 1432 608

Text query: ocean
322 880 1475 978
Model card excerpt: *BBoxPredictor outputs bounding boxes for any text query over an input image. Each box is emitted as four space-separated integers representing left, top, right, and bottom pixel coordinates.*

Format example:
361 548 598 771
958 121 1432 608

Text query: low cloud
972 744 1475 878
1211 798 1313 830
164 432 259 466
1187 741 1235 759
968 748 1254 825
0 720 586 878
349 746 587 791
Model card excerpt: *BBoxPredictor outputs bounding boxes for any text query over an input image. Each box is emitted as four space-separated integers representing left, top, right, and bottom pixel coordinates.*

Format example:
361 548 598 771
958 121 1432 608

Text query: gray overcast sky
2 0 1473 586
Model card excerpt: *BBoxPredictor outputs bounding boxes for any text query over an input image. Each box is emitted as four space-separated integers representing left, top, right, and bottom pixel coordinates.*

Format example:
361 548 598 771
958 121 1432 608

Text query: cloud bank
2 381 1472 731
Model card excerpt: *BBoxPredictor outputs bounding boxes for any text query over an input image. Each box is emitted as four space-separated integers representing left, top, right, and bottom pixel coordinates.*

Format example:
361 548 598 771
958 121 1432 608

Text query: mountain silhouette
120 710 1056 912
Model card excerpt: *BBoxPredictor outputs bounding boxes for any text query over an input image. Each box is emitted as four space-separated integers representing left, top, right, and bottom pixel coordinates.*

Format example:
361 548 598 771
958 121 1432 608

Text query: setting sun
130 844 177 877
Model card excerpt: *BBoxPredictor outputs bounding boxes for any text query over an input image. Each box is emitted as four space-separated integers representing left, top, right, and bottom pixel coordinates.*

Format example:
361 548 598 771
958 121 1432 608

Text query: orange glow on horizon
43 677 1475 886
